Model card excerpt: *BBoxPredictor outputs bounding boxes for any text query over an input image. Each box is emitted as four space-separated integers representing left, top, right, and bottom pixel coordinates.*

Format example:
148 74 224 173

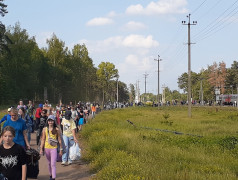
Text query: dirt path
29 132 92 180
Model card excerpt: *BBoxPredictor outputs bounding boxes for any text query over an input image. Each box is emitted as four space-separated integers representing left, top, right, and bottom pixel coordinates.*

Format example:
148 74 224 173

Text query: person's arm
23 130 30 149
22 164 27 180
40 128 46 155
0 114 7 123
72 128 78 143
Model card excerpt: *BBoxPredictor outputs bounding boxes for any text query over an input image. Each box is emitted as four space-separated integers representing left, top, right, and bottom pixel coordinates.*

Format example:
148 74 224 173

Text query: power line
193 0 238 40
191 0 208 15
196 5 238 42
194 0 223 20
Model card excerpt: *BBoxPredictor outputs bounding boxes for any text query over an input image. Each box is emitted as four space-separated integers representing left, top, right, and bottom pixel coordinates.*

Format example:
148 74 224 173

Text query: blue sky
2 0 238 95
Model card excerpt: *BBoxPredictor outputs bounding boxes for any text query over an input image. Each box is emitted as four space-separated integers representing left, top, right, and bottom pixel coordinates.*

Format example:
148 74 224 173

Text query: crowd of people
0 99 98 180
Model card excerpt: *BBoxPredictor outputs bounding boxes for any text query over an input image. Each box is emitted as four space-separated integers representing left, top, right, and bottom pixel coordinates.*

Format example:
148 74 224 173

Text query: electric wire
197 10 238 42
193 0 223 20
191 0 208 15
193 0 238 40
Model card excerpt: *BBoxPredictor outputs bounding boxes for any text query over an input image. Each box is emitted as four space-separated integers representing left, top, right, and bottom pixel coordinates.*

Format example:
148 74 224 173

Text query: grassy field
81 106 238 180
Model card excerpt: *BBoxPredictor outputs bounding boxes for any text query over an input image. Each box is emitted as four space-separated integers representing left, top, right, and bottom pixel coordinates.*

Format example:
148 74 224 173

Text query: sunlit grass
82 106 238 179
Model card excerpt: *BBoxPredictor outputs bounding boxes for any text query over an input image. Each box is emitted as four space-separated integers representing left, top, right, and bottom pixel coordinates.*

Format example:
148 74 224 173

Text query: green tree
96 62 118 104
70 44 97 101
0 0 10 53
0 23 46 103
44 34 71 103
226 61 238 94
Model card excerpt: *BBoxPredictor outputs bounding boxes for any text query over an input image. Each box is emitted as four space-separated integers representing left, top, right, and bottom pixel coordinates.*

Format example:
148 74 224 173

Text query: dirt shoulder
29 132 92 180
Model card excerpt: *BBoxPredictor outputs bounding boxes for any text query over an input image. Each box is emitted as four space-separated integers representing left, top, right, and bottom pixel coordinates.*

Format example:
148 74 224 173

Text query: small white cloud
123 34 159 48
124 21 147 31
86 17 114 26
126 0 188 15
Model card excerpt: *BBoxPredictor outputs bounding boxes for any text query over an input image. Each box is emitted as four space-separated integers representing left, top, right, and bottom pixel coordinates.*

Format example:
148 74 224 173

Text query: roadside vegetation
81 106 238 180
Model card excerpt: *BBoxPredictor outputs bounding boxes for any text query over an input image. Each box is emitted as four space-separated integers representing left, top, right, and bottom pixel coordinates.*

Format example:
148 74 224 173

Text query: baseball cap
47 115 56 121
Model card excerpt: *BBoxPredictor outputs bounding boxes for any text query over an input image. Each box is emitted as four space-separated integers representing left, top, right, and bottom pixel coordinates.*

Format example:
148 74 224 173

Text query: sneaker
68 161 72 165
61 161 67 166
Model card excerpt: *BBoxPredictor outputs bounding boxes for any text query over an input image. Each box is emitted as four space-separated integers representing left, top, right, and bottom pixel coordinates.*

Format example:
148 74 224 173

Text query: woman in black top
0 126 27 180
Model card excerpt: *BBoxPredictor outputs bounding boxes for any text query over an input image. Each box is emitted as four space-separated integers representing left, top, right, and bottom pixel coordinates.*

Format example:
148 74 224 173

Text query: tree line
0 2 129 105
177 61 238 103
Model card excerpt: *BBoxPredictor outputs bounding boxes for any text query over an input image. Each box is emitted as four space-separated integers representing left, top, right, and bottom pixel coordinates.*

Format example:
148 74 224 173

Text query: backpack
25 148 41 165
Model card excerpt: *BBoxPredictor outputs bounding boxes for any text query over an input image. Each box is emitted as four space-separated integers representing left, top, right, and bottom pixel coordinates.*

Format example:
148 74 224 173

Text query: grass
80 106 238 180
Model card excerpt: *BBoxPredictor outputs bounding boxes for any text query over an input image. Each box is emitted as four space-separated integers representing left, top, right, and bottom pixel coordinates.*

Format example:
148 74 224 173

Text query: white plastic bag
69 143 81 161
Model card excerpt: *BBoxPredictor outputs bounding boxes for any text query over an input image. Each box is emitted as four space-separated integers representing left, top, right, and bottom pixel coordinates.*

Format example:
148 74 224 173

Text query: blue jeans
62 135 74 163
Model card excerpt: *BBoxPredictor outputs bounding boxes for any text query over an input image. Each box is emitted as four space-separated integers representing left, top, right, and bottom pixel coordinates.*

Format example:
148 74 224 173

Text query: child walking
40 115 63 180
0 126 27 180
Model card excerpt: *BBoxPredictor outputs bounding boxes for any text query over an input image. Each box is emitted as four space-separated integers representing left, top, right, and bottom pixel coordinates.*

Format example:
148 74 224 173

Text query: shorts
78 118 84 125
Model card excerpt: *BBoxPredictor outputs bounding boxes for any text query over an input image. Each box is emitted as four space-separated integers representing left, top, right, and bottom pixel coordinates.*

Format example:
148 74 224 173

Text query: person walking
91 103 96 119
36 109 48 145
35 104 43 130
0 107 12 132
1 108 30 149
40 115 63 180
61 110 78 165
17 100 26 110
0 126 27 180
18 107 33 144
77 110 84 131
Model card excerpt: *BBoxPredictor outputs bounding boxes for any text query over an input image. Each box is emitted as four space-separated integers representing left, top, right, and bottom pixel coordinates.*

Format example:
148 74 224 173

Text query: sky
2 0 238 95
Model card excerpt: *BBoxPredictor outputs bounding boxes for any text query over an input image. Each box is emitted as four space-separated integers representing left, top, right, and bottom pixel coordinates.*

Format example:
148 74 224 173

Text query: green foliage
82 106 238 179
162 112 170 120
0 23 129 104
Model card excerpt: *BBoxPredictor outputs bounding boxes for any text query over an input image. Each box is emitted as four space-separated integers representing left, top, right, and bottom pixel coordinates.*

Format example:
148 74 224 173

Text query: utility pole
137 80 140 102
182 14 197 118
200 79 203 106
154 55 162 104
116 77 119 107
237 85 238 108
143 73 149 102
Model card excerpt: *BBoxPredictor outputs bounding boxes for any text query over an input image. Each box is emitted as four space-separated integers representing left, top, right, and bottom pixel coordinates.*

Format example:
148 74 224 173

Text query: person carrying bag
40 115 63 180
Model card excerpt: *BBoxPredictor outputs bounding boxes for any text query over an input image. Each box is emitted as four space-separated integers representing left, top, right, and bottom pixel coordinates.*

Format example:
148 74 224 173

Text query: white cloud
124 21 147 31
122 34 159 48
86 17 114 26
126 0 188 15
79 34 159 54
